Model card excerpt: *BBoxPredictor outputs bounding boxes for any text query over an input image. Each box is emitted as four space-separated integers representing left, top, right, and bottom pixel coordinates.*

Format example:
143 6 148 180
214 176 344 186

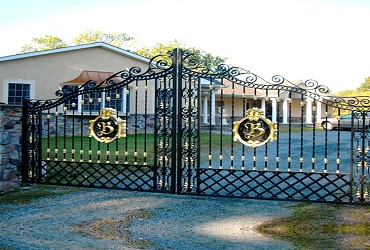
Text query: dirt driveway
0 188 293 249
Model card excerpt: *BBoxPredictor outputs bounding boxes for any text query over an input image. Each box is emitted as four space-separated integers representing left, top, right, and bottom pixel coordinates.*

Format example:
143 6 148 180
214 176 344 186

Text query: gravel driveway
0 188 293 250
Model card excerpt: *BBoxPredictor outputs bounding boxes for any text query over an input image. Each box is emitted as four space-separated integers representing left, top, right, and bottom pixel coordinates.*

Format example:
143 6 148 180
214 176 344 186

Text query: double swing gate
22 49 370 204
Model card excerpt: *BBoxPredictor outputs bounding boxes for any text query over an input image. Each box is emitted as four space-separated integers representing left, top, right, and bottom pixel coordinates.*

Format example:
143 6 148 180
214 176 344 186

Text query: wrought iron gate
22 49 370 204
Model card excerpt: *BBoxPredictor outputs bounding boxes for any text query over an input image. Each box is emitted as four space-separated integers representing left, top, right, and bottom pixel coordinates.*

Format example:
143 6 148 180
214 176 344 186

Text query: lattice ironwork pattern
41 161 156 190
198 169 351 202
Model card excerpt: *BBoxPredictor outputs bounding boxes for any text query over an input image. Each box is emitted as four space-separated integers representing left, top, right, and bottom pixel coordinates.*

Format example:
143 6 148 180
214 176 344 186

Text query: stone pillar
0 105 22 190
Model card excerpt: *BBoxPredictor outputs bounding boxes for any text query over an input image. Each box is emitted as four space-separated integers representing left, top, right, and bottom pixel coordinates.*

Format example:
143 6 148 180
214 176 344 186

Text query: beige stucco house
0 42 330 125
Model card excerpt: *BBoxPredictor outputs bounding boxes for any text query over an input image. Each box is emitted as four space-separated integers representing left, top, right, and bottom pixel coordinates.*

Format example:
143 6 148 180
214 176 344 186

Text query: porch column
210 91 216 125
316 100 322 122
305 97 313 124
271 98 277 123
261 98 266 113
122 87 127 114
202 94 209 125
282 98 288 124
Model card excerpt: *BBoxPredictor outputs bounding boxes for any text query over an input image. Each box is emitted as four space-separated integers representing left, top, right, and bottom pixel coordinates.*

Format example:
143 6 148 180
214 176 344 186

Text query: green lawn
42 133 233 165
39 133 232 184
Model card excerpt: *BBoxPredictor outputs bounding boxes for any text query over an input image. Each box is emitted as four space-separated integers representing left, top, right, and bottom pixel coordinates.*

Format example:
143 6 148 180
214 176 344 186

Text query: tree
19 30 136 54
73 30 136 49
356 76 370 93
19 35 67 53
136 39 227 70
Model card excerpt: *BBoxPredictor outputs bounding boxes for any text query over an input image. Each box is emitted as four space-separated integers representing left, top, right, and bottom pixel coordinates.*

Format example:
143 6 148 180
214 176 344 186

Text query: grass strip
0 184 79 206
256 203 370 249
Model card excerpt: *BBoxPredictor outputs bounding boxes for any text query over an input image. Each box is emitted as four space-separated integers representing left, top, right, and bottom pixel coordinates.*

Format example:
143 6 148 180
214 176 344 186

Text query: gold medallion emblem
233 108 277 148
89 108 126 144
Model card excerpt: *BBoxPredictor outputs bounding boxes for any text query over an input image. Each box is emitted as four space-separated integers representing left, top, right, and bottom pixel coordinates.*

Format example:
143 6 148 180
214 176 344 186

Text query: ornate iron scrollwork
233 108 277 148
89 108 126 144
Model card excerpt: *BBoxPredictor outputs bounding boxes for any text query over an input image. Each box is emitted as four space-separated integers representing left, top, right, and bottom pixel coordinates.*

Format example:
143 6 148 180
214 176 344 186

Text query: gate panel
178 50 369 203
22 55 176 192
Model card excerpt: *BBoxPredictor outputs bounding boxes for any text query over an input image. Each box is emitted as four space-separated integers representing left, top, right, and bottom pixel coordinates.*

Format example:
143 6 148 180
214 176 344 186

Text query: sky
1 0 370 93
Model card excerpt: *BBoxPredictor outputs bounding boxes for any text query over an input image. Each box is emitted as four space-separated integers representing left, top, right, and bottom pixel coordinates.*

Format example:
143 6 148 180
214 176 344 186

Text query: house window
107 88 130 112
7 83 31 105
83 91 102 112
64 86 79 111
63 86 130 113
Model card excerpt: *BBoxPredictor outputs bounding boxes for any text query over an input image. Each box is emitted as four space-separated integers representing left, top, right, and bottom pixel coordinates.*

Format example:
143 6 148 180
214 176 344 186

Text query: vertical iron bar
88 95 92 163
336 109 341 173
153 78 159 190
134 80 138 165
21 99 30 182
360 111 366 202
144 80 148 166
173 48 181 194
208 79 213 169
276 91 280 171
219 79 224 169
186 75 192 193
253 89 257 170
287 92 292 172
72 102 75 162
266 90 271 171
63 104 67 161
106 91 110 163
161 77 168 190
350 109 354 202
55 107 59 162
196 77 201 194
300 94 304 171
124 88 129 164
241 87 246 170
37 111 43 183
47 110 50 161
80 99 84 163
312 100 316 172
231 80 235 170
324 104 328 173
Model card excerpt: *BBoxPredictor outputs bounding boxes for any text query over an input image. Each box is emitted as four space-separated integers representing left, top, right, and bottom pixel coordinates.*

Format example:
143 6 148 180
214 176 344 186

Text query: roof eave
0 42 150 63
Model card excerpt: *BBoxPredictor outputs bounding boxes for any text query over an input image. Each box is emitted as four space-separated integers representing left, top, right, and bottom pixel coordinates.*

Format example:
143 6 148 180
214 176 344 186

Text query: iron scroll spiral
25 48 370 112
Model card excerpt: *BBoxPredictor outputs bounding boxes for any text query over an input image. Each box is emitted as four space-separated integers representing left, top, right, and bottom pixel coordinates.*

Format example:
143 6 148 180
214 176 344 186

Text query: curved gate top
22 48 370 204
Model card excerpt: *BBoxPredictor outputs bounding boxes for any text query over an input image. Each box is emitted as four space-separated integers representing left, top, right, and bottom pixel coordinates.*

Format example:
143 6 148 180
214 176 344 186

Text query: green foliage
336 76 370 96
357 76 370 93
19 35 68 53
136 39 227 69
18 32 224 70
73 30 136 49
19 30 136 54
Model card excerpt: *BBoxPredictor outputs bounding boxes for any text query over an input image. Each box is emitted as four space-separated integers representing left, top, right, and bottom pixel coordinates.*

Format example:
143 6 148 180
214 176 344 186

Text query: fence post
21 99 30 182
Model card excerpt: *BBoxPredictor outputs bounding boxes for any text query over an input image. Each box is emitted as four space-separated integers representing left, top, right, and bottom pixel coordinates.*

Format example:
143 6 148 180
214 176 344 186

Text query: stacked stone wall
0 105 22 190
